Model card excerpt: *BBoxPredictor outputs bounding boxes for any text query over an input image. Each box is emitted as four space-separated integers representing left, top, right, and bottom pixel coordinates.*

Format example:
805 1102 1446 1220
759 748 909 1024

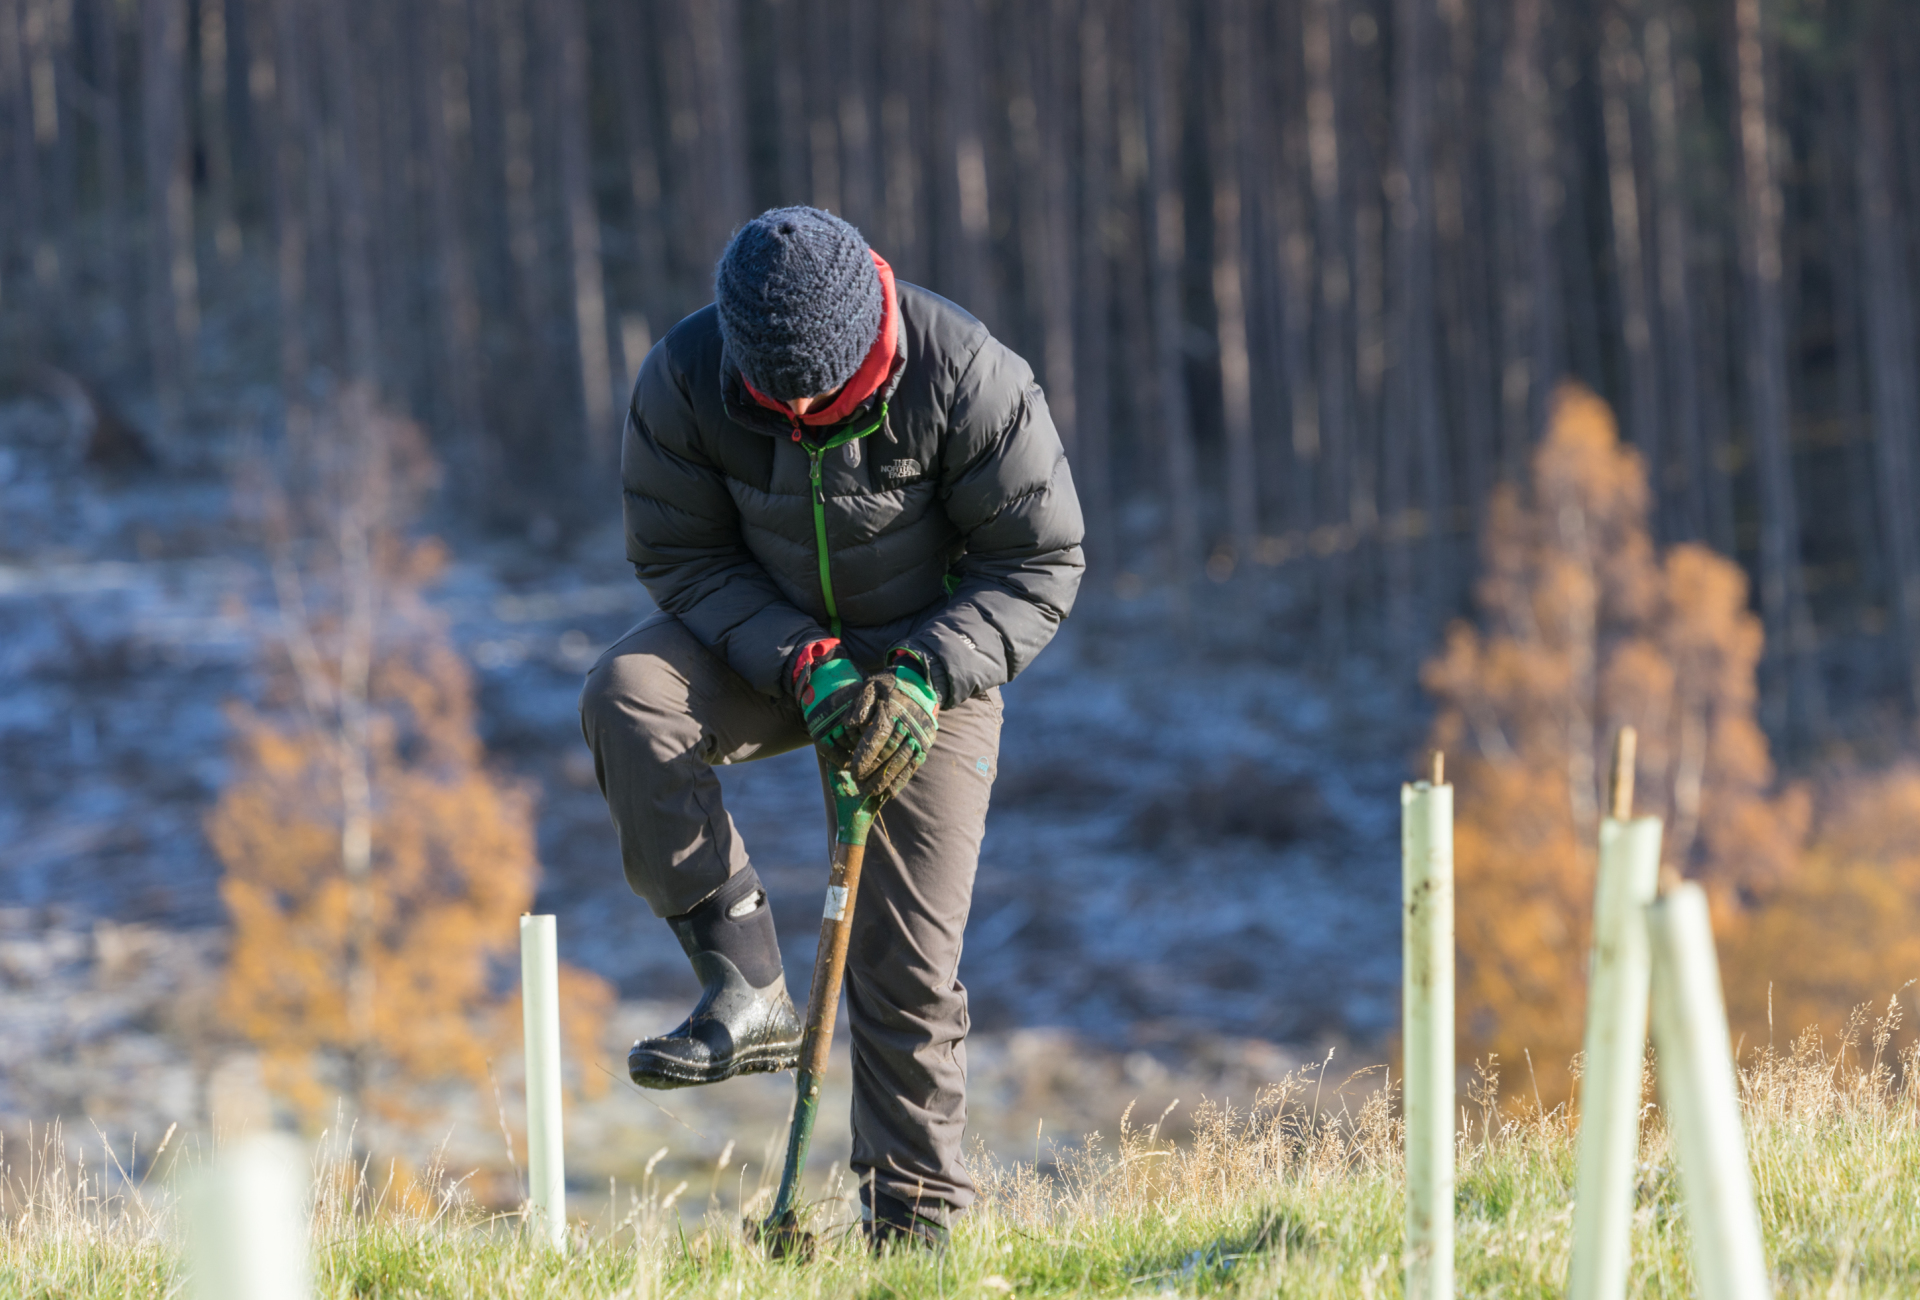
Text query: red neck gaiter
743 251 898 427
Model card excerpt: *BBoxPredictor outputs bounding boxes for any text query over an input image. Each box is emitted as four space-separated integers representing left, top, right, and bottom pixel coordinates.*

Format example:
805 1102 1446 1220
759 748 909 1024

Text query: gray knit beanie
714 207 884 403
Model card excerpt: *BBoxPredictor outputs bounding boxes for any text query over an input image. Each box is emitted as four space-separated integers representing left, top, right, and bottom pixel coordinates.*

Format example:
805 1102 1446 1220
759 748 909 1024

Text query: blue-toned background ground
0 392 1416 1209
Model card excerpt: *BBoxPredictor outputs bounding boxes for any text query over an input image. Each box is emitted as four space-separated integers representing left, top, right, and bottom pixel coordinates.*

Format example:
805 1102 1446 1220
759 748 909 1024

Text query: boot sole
628 1040 802 1090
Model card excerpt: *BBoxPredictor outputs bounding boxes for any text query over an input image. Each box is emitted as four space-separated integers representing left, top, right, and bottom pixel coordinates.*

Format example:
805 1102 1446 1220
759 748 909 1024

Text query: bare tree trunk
420 0 485 482
493 0 543 330
1075 0 1115 574
804 1 839 213
142 0 197 406
877 2 923 277
318 0 377 383
1855 31 1920 712
838 0 879 232
1505 0 1558 452
687 0 748 251
1038 0 1078 460
334 420 377 1122
1305 0 1352 660
21 0 65 292
554 0 613 470
1599 4 1662 529
2 0 40 311
1645 10 1727 548
268 0 309 445
198 0 241 262
366 2 413 402
1349 47 1386 632
936 0 996 327
1008 2 1076 465
1818 89 1884 659
1209 0 1258 569
1256 3 1317 546
1114 8 1155 579
771 0 807 208
88 0 133 337
610 0 668 373
1435 0 1493 532
1733 0 1823 741
1137 0 1198 599
1387 0 1445 648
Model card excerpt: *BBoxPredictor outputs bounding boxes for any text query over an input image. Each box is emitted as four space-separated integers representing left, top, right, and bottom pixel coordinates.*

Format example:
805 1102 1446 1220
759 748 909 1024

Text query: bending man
579 207 1084 1248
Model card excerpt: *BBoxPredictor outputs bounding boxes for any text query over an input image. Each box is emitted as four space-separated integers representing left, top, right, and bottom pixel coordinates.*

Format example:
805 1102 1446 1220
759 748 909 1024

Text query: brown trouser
578 611 999 1214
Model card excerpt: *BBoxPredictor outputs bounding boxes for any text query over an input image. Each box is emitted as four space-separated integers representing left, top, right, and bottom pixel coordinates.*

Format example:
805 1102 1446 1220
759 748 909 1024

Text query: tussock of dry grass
5 1017 1920 1297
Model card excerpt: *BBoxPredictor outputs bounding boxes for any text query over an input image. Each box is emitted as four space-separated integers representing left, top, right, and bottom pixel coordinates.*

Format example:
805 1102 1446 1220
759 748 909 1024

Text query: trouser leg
578 612 808 918
845 688 1002 1217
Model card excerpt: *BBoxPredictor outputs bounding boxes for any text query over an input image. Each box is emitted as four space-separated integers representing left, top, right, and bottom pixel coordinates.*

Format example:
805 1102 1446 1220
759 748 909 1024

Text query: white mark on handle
823 885 849 921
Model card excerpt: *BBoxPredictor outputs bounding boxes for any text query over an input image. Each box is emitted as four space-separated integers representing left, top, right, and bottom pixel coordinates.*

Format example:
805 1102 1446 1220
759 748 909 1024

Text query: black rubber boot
628 868 802 1089
862 1186 951 1254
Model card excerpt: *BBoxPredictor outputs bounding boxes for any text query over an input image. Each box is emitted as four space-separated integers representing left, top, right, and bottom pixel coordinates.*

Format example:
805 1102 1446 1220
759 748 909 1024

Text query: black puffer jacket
622 282 1085 707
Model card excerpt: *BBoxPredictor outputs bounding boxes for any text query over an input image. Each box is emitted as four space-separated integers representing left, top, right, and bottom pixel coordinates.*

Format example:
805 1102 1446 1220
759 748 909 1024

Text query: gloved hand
849 658 939 801
794 642 867 769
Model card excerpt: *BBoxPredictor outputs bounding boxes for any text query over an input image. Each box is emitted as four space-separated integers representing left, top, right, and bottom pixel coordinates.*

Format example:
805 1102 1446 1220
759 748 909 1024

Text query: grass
5 1011 1920 1298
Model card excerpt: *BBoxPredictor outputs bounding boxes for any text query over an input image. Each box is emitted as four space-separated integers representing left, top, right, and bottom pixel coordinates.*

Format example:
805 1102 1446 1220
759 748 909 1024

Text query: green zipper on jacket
806 446 842 638
792 399 889 642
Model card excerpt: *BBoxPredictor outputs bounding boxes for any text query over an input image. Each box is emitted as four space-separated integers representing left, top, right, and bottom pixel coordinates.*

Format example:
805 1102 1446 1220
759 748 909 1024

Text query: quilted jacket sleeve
622 347 830 696
898 335 1087 706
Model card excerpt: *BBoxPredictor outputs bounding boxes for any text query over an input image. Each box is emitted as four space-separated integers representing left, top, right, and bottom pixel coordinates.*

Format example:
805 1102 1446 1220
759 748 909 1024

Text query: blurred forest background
7 0 1920 1175
9 0 1920 739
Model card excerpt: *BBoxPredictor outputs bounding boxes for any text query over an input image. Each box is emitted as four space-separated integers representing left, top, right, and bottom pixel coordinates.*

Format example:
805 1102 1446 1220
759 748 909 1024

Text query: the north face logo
880 459 922 481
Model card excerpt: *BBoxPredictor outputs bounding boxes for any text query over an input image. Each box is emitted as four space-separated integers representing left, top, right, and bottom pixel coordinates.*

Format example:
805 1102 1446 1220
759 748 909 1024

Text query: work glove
794 641 867 769
849 655 940 802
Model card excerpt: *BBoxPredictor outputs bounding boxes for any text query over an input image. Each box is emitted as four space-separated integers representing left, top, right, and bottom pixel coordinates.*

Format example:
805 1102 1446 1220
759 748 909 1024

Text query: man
579 207 1084 1248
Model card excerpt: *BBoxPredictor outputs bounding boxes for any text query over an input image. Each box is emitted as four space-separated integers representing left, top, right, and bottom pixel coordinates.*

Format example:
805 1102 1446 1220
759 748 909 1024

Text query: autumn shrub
1720 768 1920 1049
1424 382 1804 1104
209 386 610 1129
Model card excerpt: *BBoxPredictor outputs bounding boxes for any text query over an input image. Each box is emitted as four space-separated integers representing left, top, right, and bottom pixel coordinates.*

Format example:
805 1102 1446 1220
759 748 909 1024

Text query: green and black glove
849 652 940 802
793 640 867 769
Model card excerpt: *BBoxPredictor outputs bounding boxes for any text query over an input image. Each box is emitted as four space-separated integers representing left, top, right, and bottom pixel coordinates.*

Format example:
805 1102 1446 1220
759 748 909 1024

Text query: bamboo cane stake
186 1135 311 1300
1569 729 1662 1300
1402 753 1454 1300
1649 884 1772 1300
520 914 567 1252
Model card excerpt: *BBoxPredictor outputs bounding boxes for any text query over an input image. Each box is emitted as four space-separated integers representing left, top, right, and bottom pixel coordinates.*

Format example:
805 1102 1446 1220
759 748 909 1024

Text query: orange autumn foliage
1720 770 1920 1049
210 389 610 1125
1424 383 1805 1104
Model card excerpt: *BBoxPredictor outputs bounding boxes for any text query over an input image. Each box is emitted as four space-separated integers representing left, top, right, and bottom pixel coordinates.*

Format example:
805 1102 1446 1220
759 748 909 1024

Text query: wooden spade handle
798 837 865 1077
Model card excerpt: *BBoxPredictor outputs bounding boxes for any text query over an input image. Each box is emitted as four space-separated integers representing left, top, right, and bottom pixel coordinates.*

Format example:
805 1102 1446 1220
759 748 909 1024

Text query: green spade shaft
765 770 877 1233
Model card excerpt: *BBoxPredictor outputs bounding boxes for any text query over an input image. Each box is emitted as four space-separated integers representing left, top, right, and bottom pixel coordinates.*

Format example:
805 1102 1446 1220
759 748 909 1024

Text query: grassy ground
5 1017 1920 1298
